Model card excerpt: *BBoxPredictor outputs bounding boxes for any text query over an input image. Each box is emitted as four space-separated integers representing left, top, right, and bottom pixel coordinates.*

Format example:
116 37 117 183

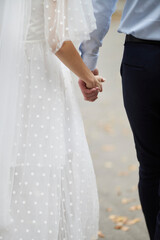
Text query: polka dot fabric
44 0 97 52
0 0 99 240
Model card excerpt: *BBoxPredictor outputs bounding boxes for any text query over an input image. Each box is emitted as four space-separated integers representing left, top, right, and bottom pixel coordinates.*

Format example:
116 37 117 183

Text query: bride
0 0 104 239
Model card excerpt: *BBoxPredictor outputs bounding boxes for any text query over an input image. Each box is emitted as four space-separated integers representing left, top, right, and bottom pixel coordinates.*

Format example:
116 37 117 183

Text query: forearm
55 41 94 84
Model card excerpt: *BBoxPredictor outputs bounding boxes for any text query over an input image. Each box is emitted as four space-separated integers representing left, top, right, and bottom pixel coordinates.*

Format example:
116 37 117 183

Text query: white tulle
0 0 99 239
44 0 96 52
0 0 29 229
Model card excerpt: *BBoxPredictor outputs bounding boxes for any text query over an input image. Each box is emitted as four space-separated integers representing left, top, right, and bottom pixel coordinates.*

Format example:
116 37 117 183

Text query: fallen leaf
105 161 113 169
106 208 112 212
121 226 129 231
114 224 123 230
102 144 115 152
121 198 133 204
109 215 116 220
114 223 129 231
118 171 129 176
117 191 122 196
131 185 137 192
117 190 122 196
122 127 131 136
115 216 128 224
116 186 122 196
128 165 138 171
104 124 114 134
98 231 105 238
109 215 128 224
127 218 140 225
112 10 122 21
109 214 140 231
129 205 141 211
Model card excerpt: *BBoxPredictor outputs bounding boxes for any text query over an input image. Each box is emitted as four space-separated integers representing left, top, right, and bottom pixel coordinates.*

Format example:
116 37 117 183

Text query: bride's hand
85 75 105 91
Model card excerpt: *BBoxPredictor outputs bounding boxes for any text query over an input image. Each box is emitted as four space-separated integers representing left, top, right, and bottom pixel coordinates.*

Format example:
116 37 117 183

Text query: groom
79 0 160 239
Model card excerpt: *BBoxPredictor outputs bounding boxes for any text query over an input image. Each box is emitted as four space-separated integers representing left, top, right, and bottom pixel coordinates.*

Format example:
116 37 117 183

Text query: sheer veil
0 1 5 34
0 0 31 229
0 0 96 230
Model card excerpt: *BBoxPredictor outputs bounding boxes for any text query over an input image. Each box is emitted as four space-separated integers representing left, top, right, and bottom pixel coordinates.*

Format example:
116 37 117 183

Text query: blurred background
74 0 149 239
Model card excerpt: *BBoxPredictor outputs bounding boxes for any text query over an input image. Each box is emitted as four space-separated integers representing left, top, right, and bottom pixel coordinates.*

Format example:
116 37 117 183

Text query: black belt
125 34 160 46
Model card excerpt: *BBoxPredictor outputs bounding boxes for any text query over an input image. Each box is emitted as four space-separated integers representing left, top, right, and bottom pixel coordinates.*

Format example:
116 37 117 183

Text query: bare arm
55 41 104 91
46 0 104 95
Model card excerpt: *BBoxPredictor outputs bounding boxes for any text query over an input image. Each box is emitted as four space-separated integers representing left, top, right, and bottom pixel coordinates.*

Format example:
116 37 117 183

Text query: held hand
92 68 99 76
78 79 100 102
86 75 105 92
78 69 105 102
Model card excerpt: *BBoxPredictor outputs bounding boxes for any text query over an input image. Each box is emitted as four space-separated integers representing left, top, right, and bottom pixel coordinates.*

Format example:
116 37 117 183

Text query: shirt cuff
82 54 99 71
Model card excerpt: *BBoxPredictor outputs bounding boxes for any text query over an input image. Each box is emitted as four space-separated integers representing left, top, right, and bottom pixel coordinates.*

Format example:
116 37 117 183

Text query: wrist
83 71 95 85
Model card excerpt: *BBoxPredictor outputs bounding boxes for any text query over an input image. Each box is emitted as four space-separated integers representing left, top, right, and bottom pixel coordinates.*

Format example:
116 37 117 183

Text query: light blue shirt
80 0 160 70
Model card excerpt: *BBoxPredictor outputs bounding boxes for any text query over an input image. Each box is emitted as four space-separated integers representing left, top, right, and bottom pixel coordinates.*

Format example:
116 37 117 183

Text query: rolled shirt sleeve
79 0 118 70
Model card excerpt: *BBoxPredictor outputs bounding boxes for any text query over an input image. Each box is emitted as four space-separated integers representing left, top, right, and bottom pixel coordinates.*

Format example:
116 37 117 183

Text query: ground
73 1 150 240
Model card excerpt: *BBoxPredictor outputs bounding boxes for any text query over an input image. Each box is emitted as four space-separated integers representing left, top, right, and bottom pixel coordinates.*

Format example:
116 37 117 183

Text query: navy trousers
121 41 160 240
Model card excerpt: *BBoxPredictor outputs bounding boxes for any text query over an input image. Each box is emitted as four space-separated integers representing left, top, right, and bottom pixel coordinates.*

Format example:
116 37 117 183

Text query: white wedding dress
0 0 99 240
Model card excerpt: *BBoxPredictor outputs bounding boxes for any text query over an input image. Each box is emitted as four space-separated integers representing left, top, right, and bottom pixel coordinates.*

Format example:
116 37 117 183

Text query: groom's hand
78 80 99 101
92 68 99 76
78 68 100 102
